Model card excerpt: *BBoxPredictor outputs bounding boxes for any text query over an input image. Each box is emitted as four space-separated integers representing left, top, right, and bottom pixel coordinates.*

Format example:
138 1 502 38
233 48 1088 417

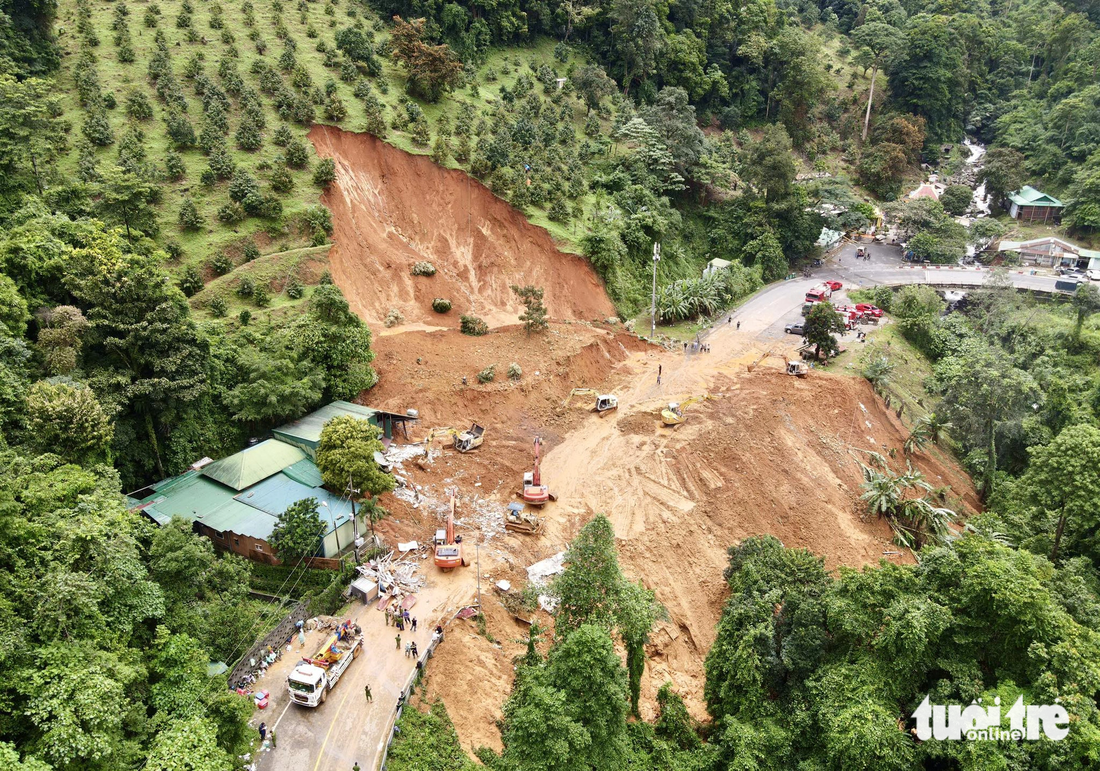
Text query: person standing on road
258 722 267 743
365 684 372 702
395 633 401 650
657 364 662 385
411 617 417 632
736 320 741 330
411 642 419 658
353 763 361 771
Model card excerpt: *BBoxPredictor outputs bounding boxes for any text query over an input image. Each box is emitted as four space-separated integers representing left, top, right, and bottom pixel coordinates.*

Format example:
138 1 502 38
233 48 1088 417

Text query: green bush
209 295 228 317
460 314 488 336
313 157 336 187
508 362 521 380
254 285 270 307
286 277 304 299
242 241 261 262
178 199 203 230
236 275 256 298
210 252 234 275
411 261 437 276
179 265 204 297
477 364 496 383
431 297 451 313
239 309 252 325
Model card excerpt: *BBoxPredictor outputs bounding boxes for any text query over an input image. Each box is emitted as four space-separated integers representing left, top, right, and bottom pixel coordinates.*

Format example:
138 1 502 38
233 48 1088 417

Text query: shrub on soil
508 362 521 380
411 261 437 276
460 315 488 336
432 298 451 313
477 364 496 383
384 308 404 327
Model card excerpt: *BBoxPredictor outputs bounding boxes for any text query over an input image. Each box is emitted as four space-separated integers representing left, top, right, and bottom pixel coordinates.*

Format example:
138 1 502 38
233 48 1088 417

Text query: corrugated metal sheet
282 458 325 488
201 439 307 491
272 401 379 454
234 472 354 535
140 473 238 526
199 499 279 541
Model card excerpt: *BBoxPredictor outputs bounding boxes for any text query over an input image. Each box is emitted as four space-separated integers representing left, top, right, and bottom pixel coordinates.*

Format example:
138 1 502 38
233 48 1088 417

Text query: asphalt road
718 242 1069 343
253 571 474 771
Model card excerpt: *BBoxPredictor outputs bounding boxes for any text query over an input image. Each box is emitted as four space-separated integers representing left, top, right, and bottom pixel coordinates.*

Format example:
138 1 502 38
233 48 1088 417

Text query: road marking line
272 700 293 733
312 687 353 771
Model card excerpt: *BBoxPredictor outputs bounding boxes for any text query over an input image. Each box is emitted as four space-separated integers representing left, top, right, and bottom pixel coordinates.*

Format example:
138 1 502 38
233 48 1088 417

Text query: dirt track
310 126 614 330
303 132 979 759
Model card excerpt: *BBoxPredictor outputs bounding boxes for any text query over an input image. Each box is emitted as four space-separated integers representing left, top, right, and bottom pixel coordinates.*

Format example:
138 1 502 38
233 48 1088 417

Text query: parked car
854 303 884 317
785 322 805 335
824 280 843 291
1066 271 1087 281
1088 269 1100 281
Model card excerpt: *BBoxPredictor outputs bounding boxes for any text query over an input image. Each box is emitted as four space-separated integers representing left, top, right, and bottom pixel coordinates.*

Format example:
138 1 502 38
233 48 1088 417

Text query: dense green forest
3 0 1100 766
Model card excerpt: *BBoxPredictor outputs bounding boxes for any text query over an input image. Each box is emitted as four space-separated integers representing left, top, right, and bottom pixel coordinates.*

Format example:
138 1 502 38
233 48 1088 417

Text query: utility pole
650 241 661 339
347 474 361 565
475 540 482 612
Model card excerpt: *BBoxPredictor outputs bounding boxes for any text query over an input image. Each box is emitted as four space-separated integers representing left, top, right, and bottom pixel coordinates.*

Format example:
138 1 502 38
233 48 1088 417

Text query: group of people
684 340 712 354
384 605 416 633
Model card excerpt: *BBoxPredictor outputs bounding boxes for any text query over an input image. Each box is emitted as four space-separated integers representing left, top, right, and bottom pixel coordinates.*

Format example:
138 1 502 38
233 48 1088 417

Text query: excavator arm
678 394 713 410
424 427 457 444
563 388 599 408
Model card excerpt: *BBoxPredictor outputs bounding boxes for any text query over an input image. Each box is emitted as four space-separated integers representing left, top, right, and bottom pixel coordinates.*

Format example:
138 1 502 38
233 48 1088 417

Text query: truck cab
287 664 327 707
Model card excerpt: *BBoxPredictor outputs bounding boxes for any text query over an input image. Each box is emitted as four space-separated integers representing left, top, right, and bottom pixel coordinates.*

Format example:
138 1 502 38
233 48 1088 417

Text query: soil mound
309 126 614 329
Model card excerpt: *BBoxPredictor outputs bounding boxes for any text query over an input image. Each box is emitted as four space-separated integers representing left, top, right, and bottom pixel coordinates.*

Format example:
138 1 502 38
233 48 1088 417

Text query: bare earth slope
364 323 978 752
311 128 979 758
310 125 614 329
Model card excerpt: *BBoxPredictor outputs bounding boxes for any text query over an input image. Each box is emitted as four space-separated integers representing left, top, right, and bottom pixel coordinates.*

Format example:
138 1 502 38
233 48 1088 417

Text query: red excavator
433 487 467 571
520 437 557 506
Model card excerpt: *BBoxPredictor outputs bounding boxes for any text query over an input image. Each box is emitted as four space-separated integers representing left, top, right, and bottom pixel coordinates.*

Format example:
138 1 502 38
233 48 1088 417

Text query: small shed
350 577 379 603
273 401 416 452
702 257 733 277
1007 186 1063 223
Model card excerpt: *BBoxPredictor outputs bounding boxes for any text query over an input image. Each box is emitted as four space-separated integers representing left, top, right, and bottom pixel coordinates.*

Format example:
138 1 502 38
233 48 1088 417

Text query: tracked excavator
424 423 485 452
519 436 557 506
434 487 468 571
746 350 808 377
660 394 714 426
563 388 619 414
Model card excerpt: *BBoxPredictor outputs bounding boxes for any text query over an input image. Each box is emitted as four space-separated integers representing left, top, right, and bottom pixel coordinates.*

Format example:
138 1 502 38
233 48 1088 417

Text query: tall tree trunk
1051 511 1067 563
862 65 878 142
984 420 996 497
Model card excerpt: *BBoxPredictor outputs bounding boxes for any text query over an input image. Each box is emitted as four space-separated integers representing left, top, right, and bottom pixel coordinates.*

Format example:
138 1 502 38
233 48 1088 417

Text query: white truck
287 621 363 707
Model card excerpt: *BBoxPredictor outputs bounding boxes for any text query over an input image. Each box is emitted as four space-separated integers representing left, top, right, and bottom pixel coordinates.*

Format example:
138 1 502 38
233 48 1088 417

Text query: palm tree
358 496 389 537
861 354 895 390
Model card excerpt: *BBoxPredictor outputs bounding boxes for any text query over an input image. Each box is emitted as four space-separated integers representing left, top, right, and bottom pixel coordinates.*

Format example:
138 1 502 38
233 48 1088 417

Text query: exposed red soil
317 126 981 758
362 322 979 752
309 126 614 330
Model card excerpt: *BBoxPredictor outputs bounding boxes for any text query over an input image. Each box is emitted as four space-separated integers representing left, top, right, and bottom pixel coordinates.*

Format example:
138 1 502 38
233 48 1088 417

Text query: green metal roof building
272 400 415 454
127 401 414 564
1007 186 1064 223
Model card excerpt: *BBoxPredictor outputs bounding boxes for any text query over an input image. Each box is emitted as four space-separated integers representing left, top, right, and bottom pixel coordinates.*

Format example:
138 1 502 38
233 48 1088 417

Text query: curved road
723 242 1068 344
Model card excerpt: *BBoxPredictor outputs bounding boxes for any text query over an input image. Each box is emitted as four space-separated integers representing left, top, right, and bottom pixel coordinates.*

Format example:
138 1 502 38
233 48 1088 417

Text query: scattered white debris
384 443 427 465
496 580 511 592
527 551 566 585
397 541 418 553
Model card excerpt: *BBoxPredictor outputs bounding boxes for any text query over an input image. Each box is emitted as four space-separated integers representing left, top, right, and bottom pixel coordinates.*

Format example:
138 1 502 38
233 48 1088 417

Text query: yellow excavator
660 394 714 426
424 423 485 453
563 388 619 414
747 350 808 377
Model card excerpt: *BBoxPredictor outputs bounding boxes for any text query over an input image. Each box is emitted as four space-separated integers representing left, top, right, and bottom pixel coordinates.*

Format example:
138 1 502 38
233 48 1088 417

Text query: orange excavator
433 487 468 571
520 437 557 506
